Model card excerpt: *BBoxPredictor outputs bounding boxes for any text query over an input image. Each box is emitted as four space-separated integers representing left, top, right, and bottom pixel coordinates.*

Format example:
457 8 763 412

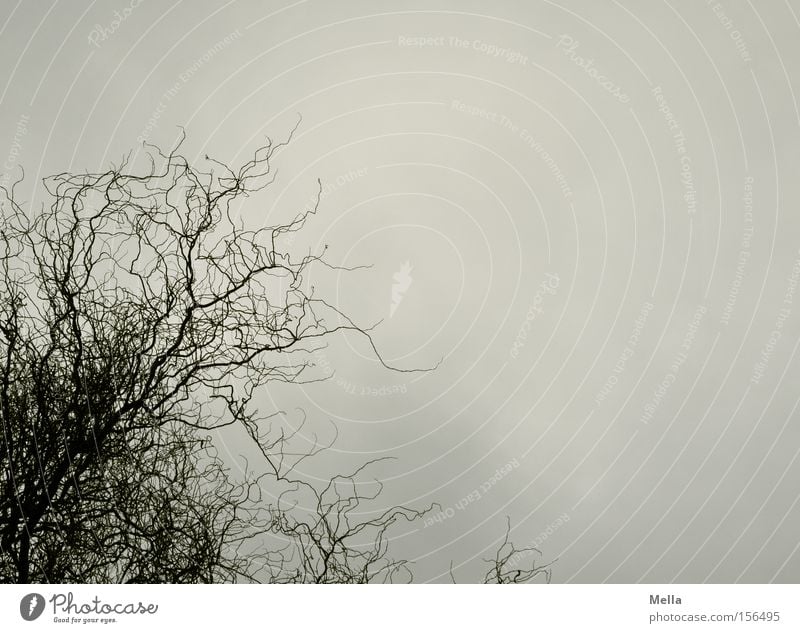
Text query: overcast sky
2 0 799 583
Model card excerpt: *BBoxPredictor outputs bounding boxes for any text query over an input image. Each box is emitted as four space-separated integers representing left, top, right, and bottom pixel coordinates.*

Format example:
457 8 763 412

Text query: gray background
2 0 799 583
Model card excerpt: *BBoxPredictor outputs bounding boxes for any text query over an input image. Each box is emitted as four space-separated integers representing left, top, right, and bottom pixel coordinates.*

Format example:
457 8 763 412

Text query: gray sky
2 0 799 583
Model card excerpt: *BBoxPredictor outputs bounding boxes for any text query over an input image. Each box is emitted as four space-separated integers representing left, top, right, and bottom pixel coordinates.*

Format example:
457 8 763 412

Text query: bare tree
481 518 553 584
0 129 549 583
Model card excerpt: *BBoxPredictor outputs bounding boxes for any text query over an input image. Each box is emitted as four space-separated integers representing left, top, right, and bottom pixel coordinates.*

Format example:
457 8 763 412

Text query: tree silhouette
0 128 550 583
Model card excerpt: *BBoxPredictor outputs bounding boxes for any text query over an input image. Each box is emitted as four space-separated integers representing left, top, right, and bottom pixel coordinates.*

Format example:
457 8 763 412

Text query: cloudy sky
2 0 799 583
